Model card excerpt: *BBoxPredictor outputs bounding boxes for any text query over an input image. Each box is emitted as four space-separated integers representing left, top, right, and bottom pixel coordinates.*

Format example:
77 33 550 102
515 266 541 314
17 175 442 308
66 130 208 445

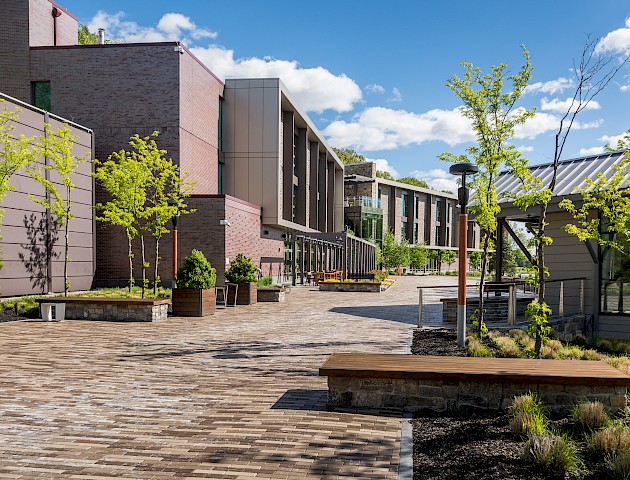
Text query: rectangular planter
318 282 382 293
172 288 215 316
257 287 286 302
227 282 257 305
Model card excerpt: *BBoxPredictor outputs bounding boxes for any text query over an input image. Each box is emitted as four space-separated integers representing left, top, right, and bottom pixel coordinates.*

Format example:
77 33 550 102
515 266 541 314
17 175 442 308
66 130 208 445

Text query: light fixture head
449 162 479 177
219 219 231 227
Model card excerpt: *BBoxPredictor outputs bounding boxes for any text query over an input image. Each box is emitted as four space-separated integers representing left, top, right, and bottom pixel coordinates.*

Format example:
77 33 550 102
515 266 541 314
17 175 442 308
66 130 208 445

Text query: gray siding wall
0 96 94 296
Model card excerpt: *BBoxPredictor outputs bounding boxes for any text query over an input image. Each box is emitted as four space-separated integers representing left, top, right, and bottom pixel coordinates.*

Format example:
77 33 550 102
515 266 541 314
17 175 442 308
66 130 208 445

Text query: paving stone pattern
0 275 441 479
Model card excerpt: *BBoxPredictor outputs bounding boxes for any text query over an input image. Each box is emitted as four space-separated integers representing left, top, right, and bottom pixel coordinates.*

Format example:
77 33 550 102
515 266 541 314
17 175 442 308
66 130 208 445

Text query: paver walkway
0 275 441 479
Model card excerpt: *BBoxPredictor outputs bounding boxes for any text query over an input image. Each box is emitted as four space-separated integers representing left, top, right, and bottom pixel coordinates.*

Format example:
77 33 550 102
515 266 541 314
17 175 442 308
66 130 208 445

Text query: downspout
52 8 62 46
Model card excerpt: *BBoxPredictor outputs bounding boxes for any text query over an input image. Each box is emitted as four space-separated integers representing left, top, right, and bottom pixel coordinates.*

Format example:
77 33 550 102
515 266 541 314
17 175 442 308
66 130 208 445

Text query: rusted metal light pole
168 201 180 288
449 163 478 349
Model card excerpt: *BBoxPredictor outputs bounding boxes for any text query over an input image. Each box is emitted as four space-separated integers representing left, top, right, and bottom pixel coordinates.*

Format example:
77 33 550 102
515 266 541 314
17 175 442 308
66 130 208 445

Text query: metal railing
344 196 382 209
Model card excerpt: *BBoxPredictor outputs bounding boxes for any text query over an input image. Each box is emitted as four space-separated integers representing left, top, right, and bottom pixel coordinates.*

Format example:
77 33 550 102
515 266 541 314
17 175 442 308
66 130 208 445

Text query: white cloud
516 145 534 153
540 97 601 113
365 84 386 94
524 77 575 95
88 10 217 45
596 17 630 54
600 131 628 148
621 84 630 92
191 45 362 113
409 168 458 192
388 87 402 102
366 157 399 178
513 110 602 139
579 146 606 156
323 106 475 151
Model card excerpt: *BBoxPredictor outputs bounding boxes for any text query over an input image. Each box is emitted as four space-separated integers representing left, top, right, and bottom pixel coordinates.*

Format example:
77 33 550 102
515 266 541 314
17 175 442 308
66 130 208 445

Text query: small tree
93 149 151 292
409 244 429 270
225 253 257 284
428 249 457 274
333 147 366 165
381 230 410 270
469 251 482 271
0 102 36 264
439 46 534 334
176 249 216 289
29 125 89 296
131 132 194 296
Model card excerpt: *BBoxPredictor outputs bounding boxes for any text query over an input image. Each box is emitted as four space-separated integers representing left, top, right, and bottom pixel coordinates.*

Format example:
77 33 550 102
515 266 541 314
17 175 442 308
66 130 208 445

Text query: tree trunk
126 228 134 292
153 235 161 296
64 217 69 297
477 231 489 335
140 234 146 299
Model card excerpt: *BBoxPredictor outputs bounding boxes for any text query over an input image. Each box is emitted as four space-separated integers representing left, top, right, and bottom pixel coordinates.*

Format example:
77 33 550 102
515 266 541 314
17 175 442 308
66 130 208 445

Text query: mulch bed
411 328 609 480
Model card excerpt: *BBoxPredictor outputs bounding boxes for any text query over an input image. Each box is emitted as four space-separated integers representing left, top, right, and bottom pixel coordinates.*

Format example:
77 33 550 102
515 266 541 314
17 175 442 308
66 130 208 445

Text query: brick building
0 0 354 292
345 162 480 268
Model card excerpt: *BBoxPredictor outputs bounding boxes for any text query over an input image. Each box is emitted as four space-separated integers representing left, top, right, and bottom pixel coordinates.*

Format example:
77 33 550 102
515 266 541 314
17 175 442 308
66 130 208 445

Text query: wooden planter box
227 282 257 305
318 282 383 293
257 287 286 302
172 288 215 316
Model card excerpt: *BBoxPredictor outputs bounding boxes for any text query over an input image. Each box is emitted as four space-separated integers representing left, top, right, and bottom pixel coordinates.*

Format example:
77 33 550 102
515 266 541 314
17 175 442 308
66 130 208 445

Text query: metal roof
495 150 627 202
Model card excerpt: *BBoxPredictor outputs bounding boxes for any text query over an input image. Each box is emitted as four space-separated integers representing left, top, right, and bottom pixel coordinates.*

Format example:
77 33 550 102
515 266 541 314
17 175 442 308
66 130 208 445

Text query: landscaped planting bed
411 329 630 479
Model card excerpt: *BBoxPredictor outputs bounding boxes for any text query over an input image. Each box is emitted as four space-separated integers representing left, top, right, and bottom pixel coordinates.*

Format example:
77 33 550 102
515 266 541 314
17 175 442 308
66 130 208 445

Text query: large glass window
414 223 419 244
32 81 51 111
401 222 408 241
436 199 442 222
601 236 630 315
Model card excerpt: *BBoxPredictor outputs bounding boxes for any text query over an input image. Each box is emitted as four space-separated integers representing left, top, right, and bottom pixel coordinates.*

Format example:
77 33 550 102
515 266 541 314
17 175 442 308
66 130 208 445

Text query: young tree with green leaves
93 148 151 292
131 132 194 296
409 244 429 270
469 251 482 271
381 230 410 270
510 39 626 356
560 131 630 311
439 46 534 334
428 249 457 274
0 102 36 259
398 177 429 188
376 170 395 180
29 125 89 296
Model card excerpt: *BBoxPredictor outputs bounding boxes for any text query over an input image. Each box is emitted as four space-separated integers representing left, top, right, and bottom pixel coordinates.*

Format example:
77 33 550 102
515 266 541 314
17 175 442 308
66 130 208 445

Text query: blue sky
61 0 630 191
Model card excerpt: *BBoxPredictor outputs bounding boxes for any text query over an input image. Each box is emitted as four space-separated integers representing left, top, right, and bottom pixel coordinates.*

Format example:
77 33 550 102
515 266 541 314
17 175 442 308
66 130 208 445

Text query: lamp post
449 162 479 349
168 200 180 288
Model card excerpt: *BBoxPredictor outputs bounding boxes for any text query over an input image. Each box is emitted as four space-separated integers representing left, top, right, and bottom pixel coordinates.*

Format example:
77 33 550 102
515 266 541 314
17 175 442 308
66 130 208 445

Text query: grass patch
607 451 630 480
467 335 493 357
572 401 610 432
591 425 630 455
524 434 583 474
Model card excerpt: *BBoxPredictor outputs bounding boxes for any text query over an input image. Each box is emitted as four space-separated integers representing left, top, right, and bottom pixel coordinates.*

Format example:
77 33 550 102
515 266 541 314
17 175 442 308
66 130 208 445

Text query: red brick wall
179 49 223 194
94 195 284 287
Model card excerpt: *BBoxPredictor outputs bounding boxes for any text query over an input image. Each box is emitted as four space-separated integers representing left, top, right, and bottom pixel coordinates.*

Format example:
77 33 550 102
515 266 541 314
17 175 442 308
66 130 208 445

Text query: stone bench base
36 298 170 322
327 377 627 414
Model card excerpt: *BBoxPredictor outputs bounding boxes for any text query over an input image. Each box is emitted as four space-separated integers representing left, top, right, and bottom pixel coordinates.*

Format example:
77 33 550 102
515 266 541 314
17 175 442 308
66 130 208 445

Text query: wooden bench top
35 297 171 306
319 353 630 387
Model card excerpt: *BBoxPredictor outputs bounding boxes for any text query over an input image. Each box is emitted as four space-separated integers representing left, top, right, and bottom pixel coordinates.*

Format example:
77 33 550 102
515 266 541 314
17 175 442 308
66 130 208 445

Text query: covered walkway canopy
291 232 377 286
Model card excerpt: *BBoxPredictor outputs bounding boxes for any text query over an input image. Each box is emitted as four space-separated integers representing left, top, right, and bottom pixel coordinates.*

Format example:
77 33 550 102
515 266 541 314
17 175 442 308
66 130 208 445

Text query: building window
402 192 409 217
435 225 442 246
401 222 408 241
218 97 223 151
32 81 51 111
414 196 419 219
436 199 442 222
600 221 630 315
413 223 419 244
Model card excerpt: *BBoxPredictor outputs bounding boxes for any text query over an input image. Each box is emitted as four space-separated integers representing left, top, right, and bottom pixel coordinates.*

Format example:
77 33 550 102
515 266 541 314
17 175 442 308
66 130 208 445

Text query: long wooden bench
36 297 171 322
320 353 630 413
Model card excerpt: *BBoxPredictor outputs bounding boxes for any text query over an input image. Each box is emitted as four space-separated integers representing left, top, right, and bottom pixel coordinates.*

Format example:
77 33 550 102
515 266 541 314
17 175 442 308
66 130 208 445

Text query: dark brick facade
96 195 284 287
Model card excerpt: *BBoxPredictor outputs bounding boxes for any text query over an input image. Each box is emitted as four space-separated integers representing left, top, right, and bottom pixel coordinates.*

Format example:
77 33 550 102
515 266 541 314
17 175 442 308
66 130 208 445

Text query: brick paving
0 275 445 479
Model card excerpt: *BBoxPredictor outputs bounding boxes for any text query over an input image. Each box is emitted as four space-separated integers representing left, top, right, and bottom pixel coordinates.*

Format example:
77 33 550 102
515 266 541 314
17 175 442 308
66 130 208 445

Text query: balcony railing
345 196 382 209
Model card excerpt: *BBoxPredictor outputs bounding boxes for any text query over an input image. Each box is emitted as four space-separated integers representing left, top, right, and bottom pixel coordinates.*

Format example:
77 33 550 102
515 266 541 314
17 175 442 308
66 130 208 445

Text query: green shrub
510 393 545 417
524 434 583 473
489 332 522 358
176 249 216 289
591 425 630 455
573 401 610 432
607 451 630 480
0 296 40 318
510 411 548 437
256 276 273 287
369 269 388 283
225 253 257 284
